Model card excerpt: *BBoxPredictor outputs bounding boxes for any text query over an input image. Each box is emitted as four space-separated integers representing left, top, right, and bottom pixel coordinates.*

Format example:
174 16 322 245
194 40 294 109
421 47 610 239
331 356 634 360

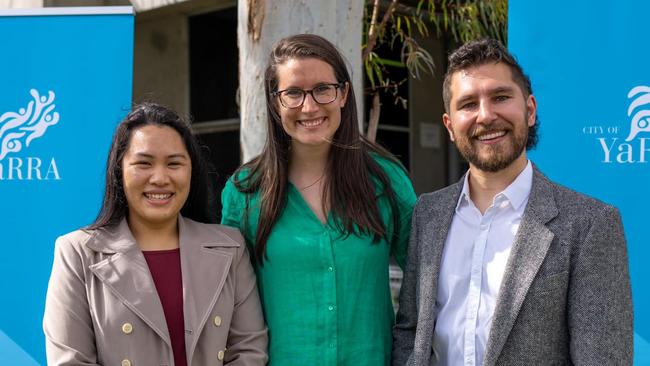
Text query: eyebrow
281 81 338 90
454 95 475 107
454 85 516 107
490 86 516 95
133 152 188 159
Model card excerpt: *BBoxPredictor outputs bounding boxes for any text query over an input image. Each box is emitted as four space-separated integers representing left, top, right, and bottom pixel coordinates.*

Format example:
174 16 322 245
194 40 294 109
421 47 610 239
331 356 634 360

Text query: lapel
178 216 239 362
483 167 559 366
87 216 240 359
88 219 171 346
421 178 463 316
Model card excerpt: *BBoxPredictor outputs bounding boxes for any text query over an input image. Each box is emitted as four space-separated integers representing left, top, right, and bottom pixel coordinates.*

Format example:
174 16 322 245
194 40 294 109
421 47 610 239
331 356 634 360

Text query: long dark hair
233 33 405 264
89 102 217 229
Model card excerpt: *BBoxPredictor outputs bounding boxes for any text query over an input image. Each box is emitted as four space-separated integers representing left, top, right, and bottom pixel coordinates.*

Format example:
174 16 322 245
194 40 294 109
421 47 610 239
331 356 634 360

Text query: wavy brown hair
232 34 406 264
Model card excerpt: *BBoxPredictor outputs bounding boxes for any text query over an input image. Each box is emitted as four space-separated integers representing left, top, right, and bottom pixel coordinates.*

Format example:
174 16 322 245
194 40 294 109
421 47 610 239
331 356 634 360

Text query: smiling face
275 57 348 151
122 125 191 229
443 62 537 173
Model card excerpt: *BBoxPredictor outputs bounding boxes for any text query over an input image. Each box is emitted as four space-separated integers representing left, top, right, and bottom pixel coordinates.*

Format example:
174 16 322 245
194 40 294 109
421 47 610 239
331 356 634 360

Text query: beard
454 117 529 173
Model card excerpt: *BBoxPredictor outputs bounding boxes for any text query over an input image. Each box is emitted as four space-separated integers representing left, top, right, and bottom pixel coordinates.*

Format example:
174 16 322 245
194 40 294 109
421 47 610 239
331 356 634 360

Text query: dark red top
143 248 187 366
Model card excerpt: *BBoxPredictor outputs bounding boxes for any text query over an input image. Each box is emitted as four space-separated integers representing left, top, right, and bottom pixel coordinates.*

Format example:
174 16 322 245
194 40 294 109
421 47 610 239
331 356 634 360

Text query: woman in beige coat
43 103 267 366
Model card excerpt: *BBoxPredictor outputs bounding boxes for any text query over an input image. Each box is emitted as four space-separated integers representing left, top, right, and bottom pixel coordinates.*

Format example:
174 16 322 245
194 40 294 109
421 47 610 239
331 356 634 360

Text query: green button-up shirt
221 156 416 365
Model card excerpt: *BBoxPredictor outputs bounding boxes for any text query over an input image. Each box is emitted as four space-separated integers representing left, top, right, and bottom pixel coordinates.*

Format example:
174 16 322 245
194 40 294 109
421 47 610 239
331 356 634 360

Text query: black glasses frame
272 82 346 109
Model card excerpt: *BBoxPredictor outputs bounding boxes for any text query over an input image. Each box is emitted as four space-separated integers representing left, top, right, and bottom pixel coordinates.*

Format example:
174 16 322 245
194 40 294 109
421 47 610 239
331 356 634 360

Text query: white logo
0 89 59 160
584 85 650 164
0 89 61 180
626 85 650 141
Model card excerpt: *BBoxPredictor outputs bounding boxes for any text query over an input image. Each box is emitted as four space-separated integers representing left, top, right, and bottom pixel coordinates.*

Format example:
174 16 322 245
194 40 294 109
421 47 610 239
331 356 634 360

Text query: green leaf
375 57 406 68
442 0 449 30
365 60 375 88
416 0 424 14
374 62 385 85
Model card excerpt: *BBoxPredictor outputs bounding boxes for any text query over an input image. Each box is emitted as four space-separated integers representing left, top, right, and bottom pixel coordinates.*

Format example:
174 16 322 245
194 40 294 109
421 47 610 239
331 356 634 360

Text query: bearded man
392 39 633 366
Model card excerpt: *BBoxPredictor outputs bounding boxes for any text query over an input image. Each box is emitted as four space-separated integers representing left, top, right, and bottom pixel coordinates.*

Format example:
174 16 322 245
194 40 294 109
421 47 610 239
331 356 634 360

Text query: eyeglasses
272 82 345 109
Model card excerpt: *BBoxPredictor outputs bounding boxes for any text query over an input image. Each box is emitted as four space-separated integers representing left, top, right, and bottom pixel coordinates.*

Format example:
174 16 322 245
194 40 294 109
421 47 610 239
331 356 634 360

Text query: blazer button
217 349 225 360
213 315 222 327
121 323 133 335
121 359 132 366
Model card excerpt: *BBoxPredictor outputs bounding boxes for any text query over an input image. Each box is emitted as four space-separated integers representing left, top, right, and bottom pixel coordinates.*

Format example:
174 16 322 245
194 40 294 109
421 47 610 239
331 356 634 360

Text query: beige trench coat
43 216 268 366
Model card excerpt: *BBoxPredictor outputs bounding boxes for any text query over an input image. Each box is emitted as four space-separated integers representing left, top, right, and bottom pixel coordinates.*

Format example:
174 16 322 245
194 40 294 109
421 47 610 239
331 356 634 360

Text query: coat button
121 359 132 366
213 315 222 327
121 323 133 335
217 350 225 360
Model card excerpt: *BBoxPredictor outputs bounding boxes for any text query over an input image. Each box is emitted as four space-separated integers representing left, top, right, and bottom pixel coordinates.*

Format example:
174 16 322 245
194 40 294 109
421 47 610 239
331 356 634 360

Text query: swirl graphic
0 89 60 160
625 85 650 141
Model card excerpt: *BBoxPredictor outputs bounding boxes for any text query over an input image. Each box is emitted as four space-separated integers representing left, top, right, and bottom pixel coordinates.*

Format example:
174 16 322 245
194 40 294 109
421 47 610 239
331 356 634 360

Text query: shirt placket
321 227 338 365
463 205 498 366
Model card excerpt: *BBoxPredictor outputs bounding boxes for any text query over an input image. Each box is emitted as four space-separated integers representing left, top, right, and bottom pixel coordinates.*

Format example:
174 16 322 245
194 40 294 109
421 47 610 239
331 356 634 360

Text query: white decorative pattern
0 89 59 160
625 85 650 141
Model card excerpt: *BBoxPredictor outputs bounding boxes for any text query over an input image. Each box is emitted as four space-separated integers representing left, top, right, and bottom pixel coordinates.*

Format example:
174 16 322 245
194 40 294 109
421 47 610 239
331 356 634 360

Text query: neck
289 143 330 182
128 215 179 251
468 153 528 214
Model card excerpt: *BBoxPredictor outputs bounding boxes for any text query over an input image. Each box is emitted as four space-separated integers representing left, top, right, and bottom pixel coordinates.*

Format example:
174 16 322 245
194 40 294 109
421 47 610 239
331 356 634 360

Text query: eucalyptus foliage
362 0 508 139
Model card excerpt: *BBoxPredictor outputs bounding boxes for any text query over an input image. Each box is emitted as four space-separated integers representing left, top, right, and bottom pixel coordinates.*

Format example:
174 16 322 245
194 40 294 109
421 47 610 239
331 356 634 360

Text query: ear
443 113 455 141
526 94 537 127
338 82 349 108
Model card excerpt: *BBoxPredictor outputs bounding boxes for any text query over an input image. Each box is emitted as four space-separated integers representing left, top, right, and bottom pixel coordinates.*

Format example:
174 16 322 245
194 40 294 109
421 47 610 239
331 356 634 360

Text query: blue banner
0 7 133 364
509 1 649 364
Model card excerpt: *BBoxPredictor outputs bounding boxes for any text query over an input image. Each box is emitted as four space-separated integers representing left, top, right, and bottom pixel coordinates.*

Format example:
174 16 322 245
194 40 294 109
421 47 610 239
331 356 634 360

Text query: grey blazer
43 216 268 366
392 167 633 365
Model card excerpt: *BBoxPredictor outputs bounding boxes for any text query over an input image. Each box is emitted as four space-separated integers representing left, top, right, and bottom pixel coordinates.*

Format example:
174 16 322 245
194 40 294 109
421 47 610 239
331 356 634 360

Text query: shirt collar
457 172 473 211
456 160 533 212
501 160 533 211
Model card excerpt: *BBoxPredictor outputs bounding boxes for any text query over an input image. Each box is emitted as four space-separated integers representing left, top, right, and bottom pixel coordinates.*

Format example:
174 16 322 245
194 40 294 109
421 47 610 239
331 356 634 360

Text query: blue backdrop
509 1 649 364
0 7 133 364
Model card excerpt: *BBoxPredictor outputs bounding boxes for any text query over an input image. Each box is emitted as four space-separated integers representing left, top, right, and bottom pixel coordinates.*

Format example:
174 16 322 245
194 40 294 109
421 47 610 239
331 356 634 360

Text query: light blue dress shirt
432 161 533 366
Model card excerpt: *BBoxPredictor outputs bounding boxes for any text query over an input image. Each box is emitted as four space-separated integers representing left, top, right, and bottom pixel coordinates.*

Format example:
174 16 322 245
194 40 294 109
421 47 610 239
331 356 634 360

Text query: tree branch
366 93 381 141
363 0 399 62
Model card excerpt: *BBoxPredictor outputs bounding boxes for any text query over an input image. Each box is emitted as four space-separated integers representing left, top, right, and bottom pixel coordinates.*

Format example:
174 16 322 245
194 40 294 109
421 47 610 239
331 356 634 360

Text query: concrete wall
0 0 43 7
132 9 189 115
130 0 188 12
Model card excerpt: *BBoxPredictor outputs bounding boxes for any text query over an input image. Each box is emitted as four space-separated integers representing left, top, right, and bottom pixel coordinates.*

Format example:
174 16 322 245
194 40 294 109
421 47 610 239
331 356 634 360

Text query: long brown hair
233 34 405 264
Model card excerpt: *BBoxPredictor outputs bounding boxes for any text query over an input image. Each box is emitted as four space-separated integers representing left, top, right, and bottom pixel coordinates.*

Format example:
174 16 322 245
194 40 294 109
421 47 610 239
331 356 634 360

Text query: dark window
376 130 410 170
189 7 241 220
189 7 238 122
197 130 240 221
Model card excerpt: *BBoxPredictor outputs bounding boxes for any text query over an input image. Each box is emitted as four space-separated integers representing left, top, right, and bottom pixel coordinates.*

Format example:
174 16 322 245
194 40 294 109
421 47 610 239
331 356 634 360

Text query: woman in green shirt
221 34 416 365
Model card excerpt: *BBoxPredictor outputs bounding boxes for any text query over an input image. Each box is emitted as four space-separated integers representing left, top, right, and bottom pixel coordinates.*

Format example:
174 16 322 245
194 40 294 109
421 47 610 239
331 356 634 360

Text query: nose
149 165 170 186
301 92 319 113
477 100 497 124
